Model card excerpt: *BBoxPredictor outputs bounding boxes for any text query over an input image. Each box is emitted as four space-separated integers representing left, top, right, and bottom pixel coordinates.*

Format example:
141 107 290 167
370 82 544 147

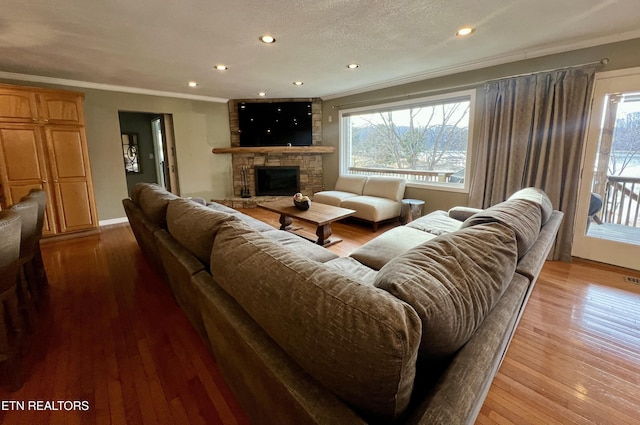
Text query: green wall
321 37 640 214
118 111 160 193
0 78 232 222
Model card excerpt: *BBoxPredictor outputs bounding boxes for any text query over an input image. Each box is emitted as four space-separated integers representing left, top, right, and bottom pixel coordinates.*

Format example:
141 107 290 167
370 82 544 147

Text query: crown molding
321 29 640 100
0 71 229 103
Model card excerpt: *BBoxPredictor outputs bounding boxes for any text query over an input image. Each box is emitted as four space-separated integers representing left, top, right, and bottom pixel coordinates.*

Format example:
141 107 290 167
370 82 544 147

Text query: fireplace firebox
255 166 300 196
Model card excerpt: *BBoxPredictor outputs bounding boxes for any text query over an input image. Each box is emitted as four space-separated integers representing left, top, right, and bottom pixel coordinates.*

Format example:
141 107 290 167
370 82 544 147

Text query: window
339 90 475 191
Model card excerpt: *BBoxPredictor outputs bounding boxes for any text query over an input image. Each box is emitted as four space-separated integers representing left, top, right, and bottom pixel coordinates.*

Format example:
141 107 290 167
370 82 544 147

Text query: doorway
573 69 640 271
118 112 180 195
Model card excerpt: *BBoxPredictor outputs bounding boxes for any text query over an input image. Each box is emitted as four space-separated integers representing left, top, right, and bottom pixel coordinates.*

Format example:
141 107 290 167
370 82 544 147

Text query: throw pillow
166 198 236 266
508 187 553 225
374 222 517 359
211 219 421 421
462 198 541 258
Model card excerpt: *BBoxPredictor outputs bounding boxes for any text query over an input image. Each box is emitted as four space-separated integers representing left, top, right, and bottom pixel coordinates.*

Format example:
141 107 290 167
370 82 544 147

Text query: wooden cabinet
0 84 98 236
37 92 86 125
0 88 38 124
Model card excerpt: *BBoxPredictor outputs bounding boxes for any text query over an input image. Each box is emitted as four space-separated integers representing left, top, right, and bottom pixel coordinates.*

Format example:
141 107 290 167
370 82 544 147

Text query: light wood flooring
1 209 639 424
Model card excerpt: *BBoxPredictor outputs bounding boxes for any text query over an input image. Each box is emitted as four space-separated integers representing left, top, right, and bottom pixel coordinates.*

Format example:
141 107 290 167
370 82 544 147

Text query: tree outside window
340 91 474 188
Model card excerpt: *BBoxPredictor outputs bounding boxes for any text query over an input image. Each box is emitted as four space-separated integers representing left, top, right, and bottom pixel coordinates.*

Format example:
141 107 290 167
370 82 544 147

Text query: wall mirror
121 132 141 173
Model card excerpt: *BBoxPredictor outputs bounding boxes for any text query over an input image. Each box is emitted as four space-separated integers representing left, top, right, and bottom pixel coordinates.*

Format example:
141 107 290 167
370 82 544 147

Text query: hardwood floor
1 210 639 424
479 260 640 424
0 225 250 425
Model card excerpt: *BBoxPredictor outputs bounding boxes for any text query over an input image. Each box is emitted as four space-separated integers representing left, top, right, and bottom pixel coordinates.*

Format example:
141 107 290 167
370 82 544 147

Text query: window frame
338 89 476 193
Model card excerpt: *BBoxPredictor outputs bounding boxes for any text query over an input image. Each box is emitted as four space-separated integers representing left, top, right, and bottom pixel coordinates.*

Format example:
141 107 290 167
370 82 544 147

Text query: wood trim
0 82 85 98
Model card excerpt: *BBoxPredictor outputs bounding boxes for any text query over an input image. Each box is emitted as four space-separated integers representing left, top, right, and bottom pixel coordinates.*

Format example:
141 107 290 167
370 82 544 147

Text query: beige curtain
469 67 595 261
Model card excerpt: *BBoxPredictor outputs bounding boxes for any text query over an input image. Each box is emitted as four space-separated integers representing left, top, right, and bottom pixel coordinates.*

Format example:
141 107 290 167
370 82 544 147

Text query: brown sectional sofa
123 183 563 425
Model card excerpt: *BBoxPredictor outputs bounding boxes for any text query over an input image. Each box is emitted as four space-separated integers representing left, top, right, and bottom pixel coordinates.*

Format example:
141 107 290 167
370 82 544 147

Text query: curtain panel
470 67 595 261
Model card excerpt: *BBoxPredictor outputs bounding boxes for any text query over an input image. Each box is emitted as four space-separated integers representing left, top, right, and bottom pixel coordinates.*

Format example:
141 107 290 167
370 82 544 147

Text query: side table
400 199 425 225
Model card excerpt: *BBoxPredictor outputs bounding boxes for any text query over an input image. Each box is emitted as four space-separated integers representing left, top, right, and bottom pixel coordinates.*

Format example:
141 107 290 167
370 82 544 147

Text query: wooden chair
21 189 49 292
0 210 25 389
9 199 39 328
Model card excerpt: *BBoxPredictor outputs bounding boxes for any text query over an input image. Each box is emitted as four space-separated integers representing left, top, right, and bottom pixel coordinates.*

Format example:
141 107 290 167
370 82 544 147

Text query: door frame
572 67 640 270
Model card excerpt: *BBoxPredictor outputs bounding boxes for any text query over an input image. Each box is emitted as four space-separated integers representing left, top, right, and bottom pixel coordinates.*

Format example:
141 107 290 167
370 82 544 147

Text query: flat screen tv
238 101 312 147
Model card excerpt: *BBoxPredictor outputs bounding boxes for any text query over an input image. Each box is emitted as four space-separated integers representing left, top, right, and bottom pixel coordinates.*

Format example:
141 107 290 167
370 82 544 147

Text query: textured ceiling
1 0 639 101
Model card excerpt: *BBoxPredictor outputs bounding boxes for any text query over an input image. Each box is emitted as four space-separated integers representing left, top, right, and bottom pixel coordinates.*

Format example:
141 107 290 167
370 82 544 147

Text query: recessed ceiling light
258 91 267 97
215 64 228 71
259 35 276 44
347 63 360 69
456 27 475 37
188 81 198 87
293 81 304 86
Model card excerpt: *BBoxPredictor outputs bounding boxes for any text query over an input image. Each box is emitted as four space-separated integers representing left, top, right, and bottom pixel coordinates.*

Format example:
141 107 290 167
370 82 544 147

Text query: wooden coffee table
258 198 356 246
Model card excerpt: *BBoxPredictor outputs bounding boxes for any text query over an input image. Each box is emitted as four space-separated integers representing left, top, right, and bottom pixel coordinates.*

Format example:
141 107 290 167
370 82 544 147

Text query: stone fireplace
254 166 300 196
211 97 334 207
231 153 323 198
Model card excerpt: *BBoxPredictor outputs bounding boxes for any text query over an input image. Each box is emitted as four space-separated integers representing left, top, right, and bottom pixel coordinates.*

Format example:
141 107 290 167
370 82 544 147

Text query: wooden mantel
212 146 335 154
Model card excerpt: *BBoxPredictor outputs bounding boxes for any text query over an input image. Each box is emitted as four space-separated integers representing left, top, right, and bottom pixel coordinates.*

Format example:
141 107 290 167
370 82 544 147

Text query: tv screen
238 101 312 146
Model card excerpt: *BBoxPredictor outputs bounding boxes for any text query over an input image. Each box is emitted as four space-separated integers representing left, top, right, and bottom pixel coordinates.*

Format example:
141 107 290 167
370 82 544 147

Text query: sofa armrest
406 273 530 425
448 206 484 222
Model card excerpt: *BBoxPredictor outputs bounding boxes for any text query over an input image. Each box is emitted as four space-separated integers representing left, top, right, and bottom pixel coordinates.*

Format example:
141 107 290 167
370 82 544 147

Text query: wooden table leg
279 214 293 230
316 223 332 245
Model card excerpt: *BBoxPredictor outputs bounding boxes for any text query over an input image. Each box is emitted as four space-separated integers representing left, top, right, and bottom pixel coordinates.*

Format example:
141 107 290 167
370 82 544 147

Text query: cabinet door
0 88 39 123
0 124 56 234
44 126 98 233
37 93 85 125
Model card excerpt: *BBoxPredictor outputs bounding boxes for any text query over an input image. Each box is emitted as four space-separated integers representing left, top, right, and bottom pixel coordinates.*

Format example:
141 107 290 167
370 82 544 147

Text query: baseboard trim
99 217 129 227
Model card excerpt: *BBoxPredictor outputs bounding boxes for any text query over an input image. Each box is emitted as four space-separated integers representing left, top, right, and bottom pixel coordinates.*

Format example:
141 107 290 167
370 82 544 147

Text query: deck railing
602 175 640 227
348 167 457 183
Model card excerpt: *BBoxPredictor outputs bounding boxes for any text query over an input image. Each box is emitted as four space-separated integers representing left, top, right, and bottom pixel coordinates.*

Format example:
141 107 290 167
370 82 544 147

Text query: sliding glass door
573 69 640 271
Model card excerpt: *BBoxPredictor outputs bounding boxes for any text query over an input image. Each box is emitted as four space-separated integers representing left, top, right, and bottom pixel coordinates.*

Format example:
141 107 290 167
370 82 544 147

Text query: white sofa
313 175 406 230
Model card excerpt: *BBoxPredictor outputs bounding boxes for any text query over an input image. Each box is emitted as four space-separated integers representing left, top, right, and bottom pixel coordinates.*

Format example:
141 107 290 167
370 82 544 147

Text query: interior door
152 114 180 194
573 69 640 271
162 114 180 195
151 117 167 189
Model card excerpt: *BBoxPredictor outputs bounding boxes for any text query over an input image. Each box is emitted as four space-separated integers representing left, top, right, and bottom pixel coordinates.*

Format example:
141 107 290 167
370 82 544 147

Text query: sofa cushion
211 219 422 421
262 229 339 263
362 176 406 202
508 187 553 225
374 222 517 359
341 195 401 222
448 206 484 222
155 230 207 338
207 202 274 232
137 184 179 229
206 201 239 214
350 226 437 270
406 210 463 235
334 174 368 194
166 198 236 266
130 182 148 205
312 190 359 207
324 257 378 285
230 212 276 232
462 198 542 258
